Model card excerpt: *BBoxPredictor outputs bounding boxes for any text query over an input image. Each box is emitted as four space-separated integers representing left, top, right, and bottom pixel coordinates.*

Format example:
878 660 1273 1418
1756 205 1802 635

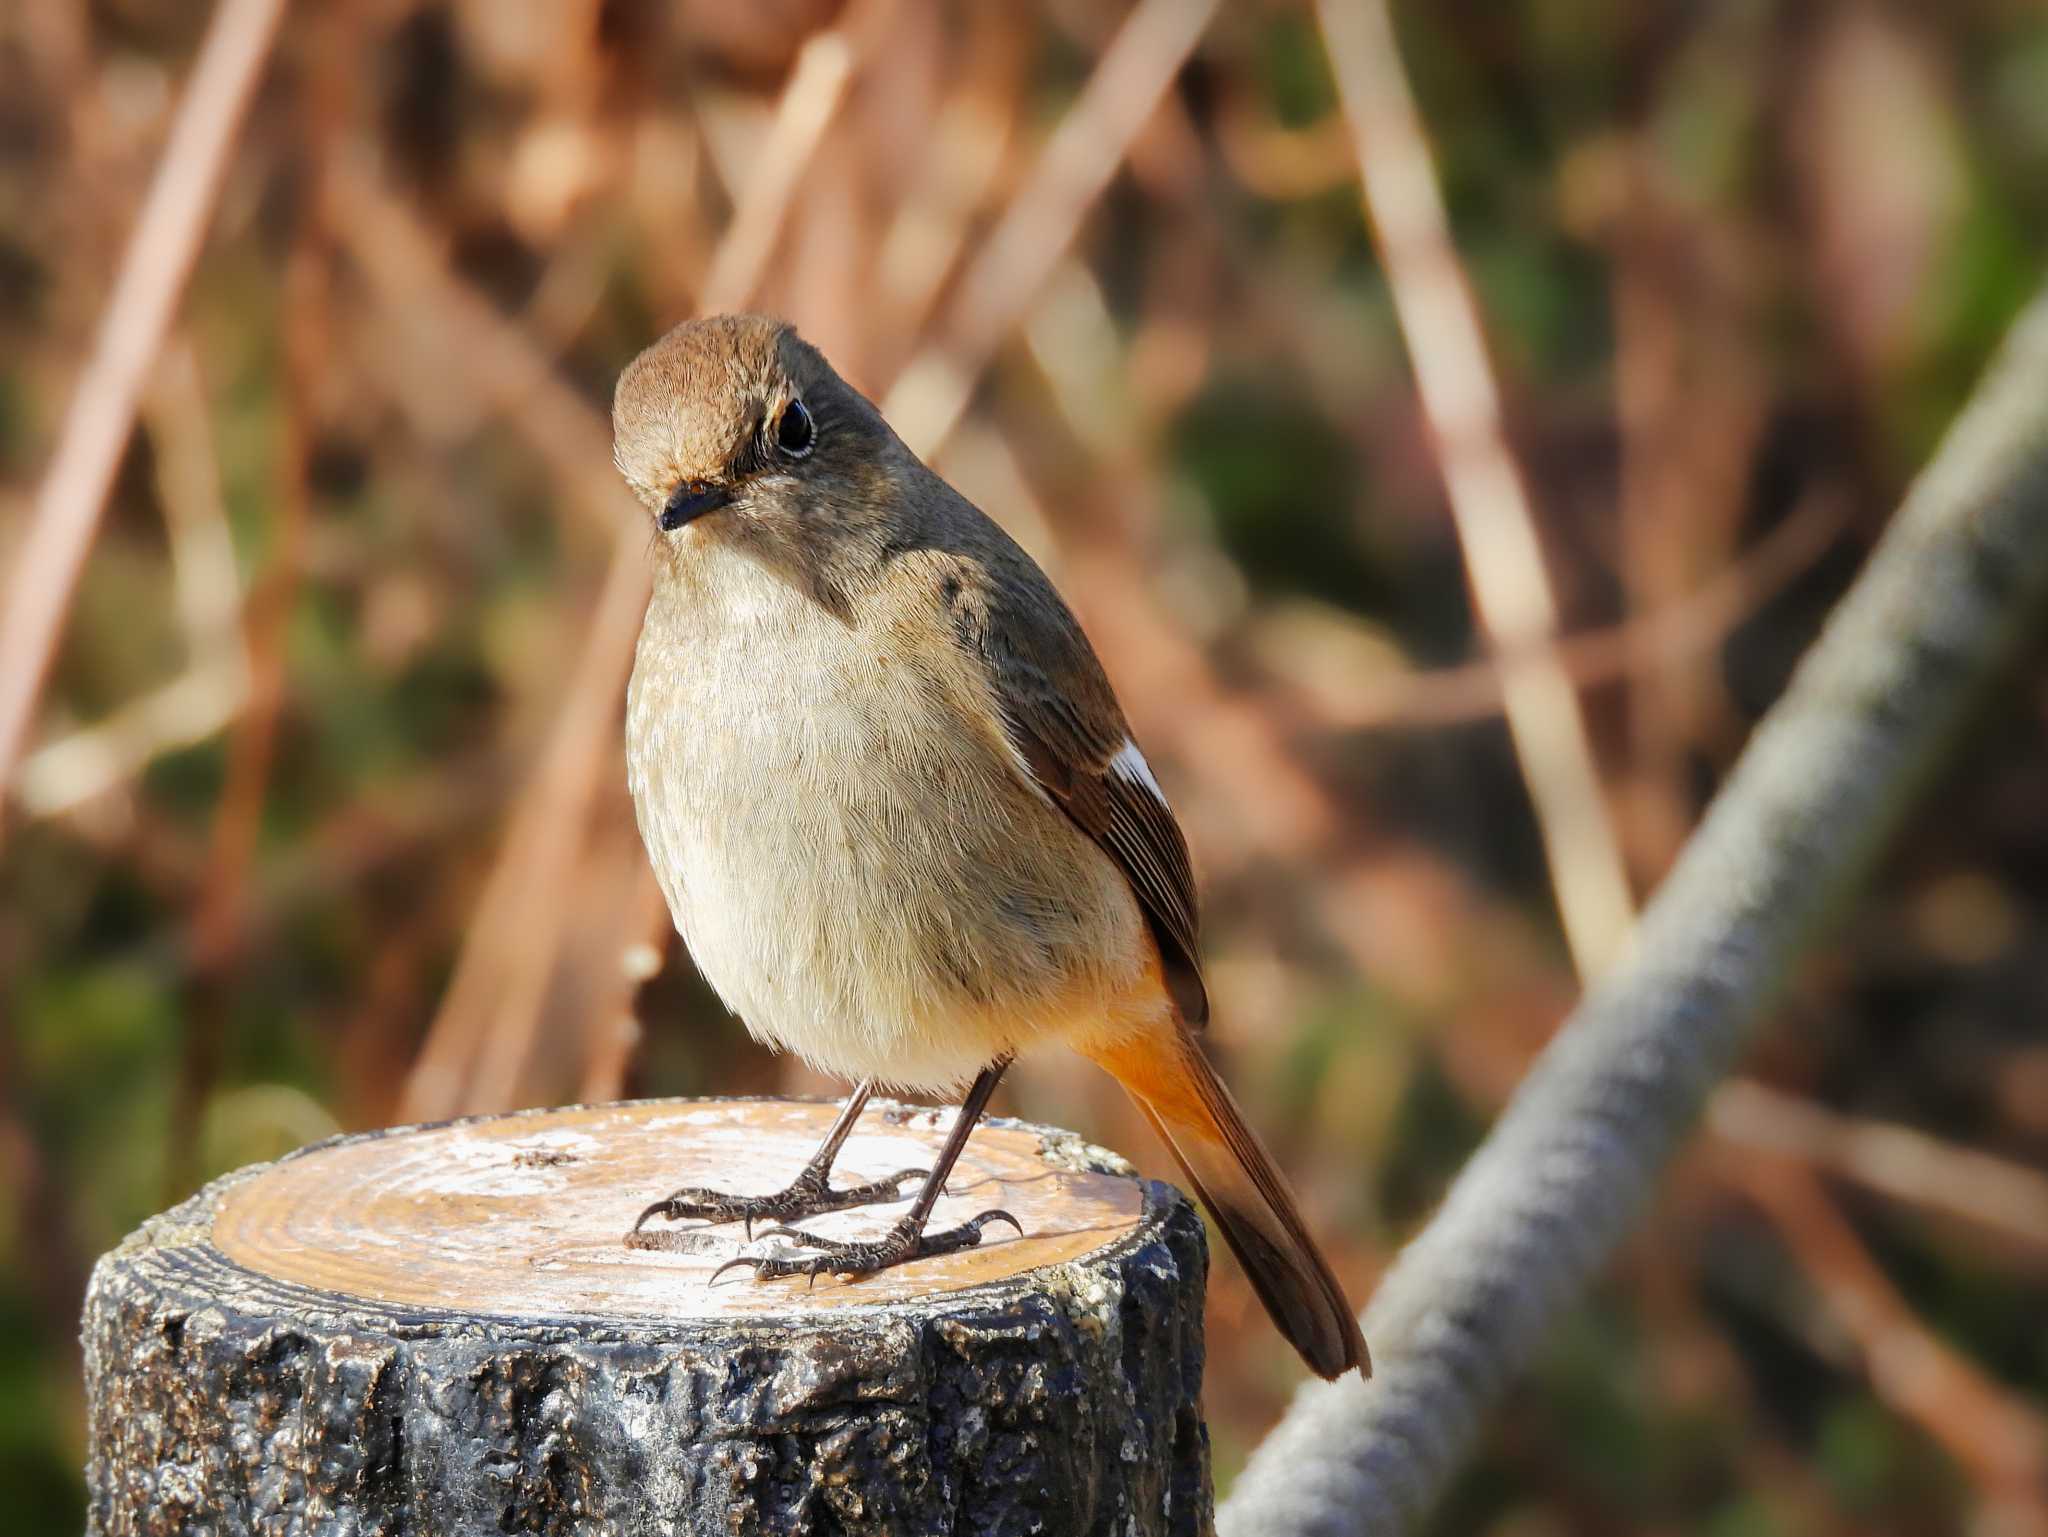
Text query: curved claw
710 1250 835 1287
916 1208 1021 1258
633 1187 735 1230
634 1166 933 1243
971 1209 1023 1239
708 1253 800 1286
632 1199 674 1232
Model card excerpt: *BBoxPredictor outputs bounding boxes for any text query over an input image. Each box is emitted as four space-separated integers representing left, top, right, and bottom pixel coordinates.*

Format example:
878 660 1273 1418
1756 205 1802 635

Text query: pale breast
625 547 1149 1090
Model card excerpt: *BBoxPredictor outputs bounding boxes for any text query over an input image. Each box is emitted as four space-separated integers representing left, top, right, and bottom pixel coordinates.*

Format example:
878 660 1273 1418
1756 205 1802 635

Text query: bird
613 313 1368 1380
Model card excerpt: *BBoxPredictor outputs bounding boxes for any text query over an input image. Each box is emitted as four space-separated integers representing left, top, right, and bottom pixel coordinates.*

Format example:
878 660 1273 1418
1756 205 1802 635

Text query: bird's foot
631 1164 927 1240
709 1209 1024 1286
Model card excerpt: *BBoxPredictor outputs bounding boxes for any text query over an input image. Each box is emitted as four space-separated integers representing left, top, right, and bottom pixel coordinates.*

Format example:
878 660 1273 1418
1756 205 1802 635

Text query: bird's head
612 315 911 602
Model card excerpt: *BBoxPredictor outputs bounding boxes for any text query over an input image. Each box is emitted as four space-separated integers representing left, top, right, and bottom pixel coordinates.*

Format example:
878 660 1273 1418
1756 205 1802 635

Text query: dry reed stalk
0 0 289 829
883 0 1224 459
1733 1157 2048 1532
1317 0 1635 977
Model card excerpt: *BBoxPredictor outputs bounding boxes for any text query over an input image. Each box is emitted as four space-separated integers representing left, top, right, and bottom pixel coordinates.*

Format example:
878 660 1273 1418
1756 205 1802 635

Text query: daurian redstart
615 314 1368 1380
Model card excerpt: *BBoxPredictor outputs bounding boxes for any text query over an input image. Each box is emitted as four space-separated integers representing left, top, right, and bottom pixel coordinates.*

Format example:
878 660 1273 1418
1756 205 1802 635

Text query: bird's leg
713 1056 1020 1283
631 1082 925 1239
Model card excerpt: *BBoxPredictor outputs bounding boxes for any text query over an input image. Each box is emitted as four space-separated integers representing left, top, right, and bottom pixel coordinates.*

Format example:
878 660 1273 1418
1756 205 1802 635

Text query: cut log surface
83 1097 1212 1537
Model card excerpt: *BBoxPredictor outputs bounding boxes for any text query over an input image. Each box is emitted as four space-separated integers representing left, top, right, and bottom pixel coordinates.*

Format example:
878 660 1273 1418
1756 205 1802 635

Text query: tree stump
82 1098 1212 1536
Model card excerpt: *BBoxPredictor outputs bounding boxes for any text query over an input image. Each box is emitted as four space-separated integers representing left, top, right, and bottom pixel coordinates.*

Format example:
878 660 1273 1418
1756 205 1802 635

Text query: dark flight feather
908 483 1209 1026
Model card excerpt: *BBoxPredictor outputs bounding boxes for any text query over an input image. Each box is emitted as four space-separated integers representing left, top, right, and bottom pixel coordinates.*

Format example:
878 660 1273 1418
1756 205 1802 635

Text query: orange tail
1083 1028 1370 1380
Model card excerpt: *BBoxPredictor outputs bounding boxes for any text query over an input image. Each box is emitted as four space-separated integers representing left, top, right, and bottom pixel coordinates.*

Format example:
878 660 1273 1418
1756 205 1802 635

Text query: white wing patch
998 717 1059 807
1110 737 1169 807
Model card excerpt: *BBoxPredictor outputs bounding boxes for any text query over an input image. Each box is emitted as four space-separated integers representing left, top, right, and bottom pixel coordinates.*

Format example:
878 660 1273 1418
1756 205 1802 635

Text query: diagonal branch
0 0 288 824
1709 1079 2048 1258
882 0 1223 458
14 343 251 820
1728 1156 2048 1523
1317 0 1634 977
1218 282 2048 1536
1270 488 1847 732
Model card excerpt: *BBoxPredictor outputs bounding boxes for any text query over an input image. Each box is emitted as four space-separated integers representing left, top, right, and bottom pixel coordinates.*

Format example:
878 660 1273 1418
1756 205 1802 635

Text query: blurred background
5 0 2048 1529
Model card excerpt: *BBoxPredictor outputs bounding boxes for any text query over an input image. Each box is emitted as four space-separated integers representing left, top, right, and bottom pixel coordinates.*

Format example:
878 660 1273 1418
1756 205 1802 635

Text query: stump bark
83 1097 1212 1536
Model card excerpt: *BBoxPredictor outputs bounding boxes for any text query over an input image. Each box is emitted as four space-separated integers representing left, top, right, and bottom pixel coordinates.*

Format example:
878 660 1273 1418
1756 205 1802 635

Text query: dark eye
773 398 816 458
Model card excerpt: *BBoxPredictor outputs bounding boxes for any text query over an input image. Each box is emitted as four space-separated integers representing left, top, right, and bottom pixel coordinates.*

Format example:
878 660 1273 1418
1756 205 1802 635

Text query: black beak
658 480 730 532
